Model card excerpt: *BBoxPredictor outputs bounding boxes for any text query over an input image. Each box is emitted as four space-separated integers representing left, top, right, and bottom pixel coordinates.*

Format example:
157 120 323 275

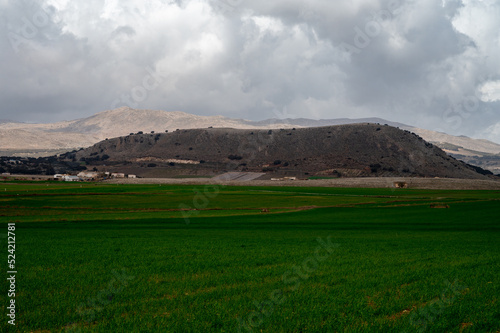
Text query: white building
63 175 80 182
111 173 125 178
77 172 100 180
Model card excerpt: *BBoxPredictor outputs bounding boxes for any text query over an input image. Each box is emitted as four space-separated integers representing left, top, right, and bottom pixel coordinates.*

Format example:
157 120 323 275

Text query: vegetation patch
0 183 498 332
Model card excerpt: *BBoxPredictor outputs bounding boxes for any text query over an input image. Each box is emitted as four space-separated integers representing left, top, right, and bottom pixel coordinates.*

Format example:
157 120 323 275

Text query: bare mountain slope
2 107 500 174
72 124 488 179
0 107 289 151
401 127 500 155
0 128 100 150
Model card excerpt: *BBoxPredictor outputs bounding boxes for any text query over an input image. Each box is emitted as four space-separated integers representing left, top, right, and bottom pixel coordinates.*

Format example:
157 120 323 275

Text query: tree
45 166 55 175
228 155 243 160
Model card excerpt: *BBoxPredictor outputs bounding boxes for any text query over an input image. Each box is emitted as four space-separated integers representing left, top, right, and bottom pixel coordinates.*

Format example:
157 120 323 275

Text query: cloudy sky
1 0 499 142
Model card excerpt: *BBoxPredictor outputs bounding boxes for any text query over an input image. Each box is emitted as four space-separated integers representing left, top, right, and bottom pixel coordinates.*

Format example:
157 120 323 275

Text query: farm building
271 177 297 181
77 171 100 180
63 175 80 182
111 173 125 178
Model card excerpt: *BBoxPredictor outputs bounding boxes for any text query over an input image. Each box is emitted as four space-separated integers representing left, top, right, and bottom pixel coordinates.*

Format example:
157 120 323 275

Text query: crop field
0 181 499 332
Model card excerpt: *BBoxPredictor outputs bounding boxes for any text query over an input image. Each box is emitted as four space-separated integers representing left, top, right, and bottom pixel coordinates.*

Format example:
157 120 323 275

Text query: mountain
69 124 489 180
401 128 500 174
263 118 500 161
1 107 500 172
0 107 284 152
250 117 408 128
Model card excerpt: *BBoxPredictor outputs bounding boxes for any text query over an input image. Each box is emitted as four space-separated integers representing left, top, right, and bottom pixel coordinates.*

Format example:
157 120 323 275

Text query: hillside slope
0 107 285 151
3 107 500 173
72 124 488 179
2 107 499 154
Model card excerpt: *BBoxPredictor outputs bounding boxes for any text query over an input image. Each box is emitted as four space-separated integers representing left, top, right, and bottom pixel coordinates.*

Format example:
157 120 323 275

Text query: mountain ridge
1 107 500 173
70 124 489 180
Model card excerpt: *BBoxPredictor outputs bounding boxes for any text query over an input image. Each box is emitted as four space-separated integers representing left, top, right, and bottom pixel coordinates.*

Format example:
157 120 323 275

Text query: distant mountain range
1 107 500 172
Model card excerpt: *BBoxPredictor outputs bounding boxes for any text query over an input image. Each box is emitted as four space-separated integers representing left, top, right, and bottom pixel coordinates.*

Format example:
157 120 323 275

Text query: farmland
0 181 499 332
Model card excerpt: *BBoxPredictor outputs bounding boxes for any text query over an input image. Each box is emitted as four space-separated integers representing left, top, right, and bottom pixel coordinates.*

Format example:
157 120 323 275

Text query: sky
1 0 500 142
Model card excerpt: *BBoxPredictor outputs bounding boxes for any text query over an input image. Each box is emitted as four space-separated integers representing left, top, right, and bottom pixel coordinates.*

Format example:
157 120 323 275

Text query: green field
0 181 499 332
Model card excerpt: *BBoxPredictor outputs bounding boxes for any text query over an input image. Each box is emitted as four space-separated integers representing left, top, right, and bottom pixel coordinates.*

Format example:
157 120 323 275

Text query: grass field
0 181 499 332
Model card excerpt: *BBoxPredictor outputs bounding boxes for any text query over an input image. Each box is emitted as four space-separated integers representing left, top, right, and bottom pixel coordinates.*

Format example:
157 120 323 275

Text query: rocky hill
0 107 497 152
3 107 500 173
70 124 489 179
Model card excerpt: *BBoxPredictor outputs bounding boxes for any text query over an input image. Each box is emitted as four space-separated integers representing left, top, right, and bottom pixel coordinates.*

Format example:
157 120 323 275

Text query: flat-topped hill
67 124 491 179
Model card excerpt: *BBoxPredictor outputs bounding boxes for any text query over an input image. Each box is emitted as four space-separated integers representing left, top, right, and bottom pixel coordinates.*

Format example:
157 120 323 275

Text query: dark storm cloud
0 0 499 142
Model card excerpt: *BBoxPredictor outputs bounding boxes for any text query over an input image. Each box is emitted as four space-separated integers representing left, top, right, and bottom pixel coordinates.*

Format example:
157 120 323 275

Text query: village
53 171 137 182
1 171 137 182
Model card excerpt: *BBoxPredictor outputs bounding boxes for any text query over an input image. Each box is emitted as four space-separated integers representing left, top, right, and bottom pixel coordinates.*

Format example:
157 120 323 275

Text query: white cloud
0 0 498 142
479 81 500 102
